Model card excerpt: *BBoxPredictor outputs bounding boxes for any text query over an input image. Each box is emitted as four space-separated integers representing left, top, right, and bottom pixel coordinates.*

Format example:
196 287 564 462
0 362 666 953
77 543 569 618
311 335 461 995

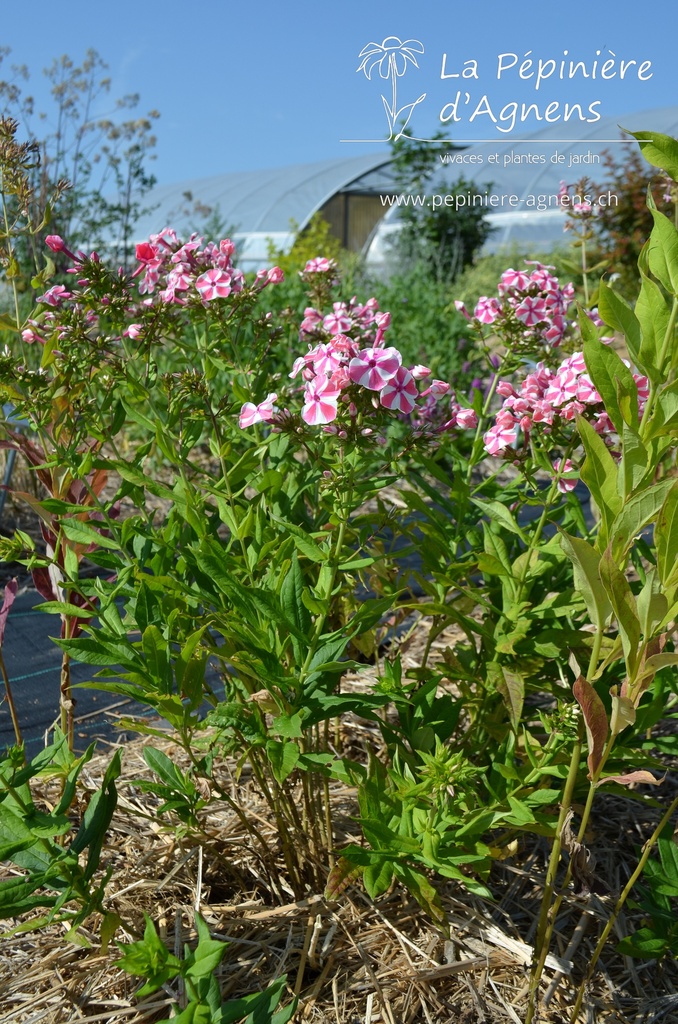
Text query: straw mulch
1 628 677 1024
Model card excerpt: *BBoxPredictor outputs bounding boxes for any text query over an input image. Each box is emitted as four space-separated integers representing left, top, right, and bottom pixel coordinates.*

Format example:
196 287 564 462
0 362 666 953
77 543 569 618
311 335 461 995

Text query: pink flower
411 364 431 379
515 296 547 326
267 266 284 284
304 257 335 273
454 300 472 321
474 297 502 324
239 392 278 428
302 377 341 425
195 268 232 301
45 235 65 252
496 380 517 398
323 311 353 335
219 239 235 258
124 324 143 339
498 268 531 292
455 408 478 429
380 366 418 414
135 242 160 264
348 347 401 390
484 421 518 455
22 328 43 344
37 284 72 306
421 379 450 399
554 458 577 493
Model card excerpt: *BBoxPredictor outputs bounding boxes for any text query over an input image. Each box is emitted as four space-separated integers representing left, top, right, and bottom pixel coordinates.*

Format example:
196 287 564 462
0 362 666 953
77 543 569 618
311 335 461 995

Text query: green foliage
617 823 678 961
591 142 674 299
388 131 493 282
0 732 120 930
117 915 296 1023
1 114 678 1021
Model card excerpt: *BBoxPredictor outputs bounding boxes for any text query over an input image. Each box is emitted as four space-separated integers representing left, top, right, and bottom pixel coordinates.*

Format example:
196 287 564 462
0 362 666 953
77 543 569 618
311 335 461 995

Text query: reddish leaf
0 578 17 647
31 566 56 602
597 771 664 788
325 857 363 900
573 676 608 779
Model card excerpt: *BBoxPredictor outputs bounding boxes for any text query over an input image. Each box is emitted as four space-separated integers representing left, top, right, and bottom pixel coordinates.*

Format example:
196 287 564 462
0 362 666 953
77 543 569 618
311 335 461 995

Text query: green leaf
635 273 672 384
393 863 449 934
363 858 395 899
582 326 638 433
142 625 172 690
117 914 182 996
59 518 120 551
56 636 138 668
573 676 608 779
143 747 188 792
598 279 641 363
487 661 524 729
647 207 678 295
265 740 300 785
610 479 675 560
617 927 670 960
577 415 622 547
472 499 528 543
559 532 612 630
0 804 39 861
0 873 59 918
625 129 678 181
655 482 678 586
599 548 641 679
620 424 650 499
184 915 228 982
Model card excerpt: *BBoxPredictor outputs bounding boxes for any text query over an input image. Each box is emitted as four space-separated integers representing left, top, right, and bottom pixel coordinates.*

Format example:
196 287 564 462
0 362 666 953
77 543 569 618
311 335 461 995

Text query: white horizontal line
340 138 638 144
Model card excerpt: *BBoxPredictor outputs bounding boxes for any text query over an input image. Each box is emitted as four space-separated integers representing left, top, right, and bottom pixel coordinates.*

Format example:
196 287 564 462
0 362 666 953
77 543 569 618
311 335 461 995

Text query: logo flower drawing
357 37 426 140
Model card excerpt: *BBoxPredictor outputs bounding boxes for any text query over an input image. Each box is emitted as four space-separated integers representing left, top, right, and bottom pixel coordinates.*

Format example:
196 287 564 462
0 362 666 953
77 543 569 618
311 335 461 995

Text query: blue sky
1 0 675 186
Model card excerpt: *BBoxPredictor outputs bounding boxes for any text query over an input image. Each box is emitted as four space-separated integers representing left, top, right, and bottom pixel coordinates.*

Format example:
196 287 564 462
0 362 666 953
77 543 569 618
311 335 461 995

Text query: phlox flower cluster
29 230 282 354
458 261 575 350
483 351 649 487
129 229 284 306
238 278 478 433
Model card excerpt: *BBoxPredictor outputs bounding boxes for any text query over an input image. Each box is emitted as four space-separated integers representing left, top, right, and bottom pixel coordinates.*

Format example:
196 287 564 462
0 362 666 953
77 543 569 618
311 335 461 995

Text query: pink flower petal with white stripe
302 377 341 425
515 296 547 326
196 268 232 301
348 347 401 390
380 367 418 414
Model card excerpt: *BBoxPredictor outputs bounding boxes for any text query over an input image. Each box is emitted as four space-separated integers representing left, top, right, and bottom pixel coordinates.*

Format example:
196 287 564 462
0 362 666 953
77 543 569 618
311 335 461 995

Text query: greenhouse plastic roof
132 152 396 260
129 105 678 270
368 105 678 262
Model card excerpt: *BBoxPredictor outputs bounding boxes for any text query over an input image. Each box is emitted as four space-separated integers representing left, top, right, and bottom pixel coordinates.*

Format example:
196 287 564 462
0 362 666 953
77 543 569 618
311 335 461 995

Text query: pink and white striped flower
323 310 353 335
455 408 478 429
302 377 341 425
421 379 450 399
484 420 518 455
195 268 232 301
304 257 335 273
348 347 401 390
515 296 547 327
474 297 502 324
239 392 278 429
380 366 418 414
498 268 531 293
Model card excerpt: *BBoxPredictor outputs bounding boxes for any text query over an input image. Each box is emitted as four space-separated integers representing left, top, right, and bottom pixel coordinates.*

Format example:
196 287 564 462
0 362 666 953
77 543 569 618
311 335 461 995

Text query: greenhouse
133 105 678 272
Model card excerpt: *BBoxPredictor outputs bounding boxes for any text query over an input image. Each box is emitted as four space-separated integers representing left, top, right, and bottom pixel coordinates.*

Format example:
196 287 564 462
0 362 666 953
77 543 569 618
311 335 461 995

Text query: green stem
299 450 355 680
0 649 23 750
525 725 583 1024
